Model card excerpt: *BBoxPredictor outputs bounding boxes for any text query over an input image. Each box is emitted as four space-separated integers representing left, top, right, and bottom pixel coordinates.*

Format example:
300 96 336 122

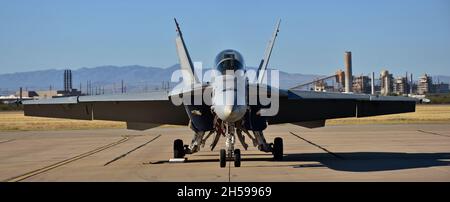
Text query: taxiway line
289 132 343 159
417 130 450 138
5 136 130 182
104 134 162 166
0 139 14 144
228 156 231 182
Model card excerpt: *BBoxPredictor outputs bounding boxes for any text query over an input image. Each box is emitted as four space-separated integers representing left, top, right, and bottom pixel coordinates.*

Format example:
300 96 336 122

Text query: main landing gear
173 139 185 158
272 137 283 161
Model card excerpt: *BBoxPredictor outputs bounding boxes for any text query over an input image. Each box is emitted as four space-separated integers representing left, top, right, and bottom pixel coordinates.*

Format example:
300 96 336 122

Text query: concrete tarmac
0 124 449 181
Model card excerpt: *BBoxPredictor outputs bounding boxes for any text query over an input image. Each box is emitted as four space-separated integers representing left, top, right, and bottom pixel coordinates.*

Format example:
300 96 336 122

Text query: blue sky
1 0 449 76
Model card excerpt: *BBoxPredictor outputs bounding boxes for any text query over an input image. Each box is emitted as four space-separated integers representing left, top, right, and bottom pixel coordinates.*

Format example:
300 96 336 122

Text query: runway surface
0 124 449 181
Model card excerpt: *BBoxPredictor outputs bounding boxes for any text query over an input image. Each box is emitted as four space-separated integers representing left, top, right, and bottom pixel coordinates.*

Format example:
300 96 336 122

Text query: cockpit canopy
215 49 245 74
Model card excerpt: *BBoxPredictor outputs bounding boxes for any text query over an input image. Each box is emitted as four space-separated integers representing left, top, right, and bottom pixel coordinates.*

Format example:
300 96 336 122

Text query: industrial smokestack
68 69 72 91
63 69 73 92
121 80 124 94
384 76 388 94
371 72 375 95
410 73 413 94
344 51 353 93
64 70 67 92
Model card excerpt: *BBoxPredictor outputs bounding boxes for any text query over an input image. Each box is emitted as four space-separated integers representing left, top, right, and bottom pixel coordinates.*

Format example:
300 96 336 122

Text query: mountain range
1 65 449 95
0 65 324 94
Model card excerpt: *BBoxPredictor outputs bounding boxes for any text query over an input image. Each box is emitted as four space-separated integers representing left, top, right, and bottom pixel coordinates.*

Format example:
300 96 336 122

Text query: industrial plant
57 69 82 97
293 51 450 96
1 69 83 103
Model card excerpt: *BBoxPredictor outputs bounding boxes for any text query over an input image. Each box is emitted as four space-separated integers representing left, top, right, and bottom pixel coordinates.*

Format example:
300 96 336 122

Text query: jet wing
22 91 189 125
264 89 416 124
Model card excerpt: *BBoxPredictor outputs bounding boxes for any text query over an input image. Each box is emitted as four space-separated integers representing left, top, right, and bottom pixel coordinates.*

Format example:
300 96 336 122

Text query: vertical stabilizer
174 18 200 86
257 19 281 84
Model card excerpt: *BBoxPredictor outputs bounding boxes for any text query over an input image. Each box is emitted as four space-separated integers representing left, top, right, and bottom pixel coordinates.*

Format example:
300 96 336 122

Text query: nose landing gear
234 149 241 167
219 124 241 168
219 149 226 167
219 148 241 168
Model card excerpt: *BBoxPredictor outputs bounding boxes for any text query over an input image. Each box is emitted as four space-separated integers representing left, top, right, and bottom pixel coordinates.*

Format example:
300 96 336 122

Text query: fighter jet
22 19 416 168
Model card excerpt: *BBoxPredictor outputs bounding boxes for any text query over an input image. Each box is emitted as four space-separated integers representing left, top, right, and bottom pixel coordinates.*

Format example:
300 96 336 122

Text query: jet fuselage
211 49 248 123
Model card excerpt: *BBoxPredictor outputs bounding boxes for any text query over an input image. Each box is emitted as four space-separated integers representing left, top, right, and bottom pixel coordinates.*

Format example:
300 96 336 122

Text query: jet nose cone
215 105 232 122
222 105 233 119
214 105 246 123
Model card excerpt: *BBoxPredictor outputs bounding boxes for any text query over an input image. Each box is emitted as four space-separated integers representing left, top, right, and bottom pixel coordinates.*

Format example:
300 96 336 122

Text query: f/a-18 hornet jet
23 19 416 168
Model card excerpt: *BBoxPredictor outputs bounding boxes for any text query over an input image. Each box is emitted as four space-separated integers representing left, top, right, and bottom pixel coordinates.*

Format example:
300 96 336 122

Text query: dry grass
0 111 126 131
327 104 450 125
0 104 449 131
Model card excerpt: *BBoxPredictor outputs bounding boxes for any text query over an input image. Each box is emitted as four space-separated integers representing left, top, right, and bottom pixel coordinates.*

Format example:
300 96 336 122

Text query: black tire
234 149 241 167
173 139 185 158
220 149 227 168
273 137 283 161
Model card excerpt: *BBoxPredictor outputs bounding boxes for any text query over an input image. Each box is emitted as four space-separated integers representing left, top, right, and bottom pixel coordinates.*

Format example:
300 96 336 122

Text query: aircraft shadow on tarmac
284 152 450 172
149 152 450 172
